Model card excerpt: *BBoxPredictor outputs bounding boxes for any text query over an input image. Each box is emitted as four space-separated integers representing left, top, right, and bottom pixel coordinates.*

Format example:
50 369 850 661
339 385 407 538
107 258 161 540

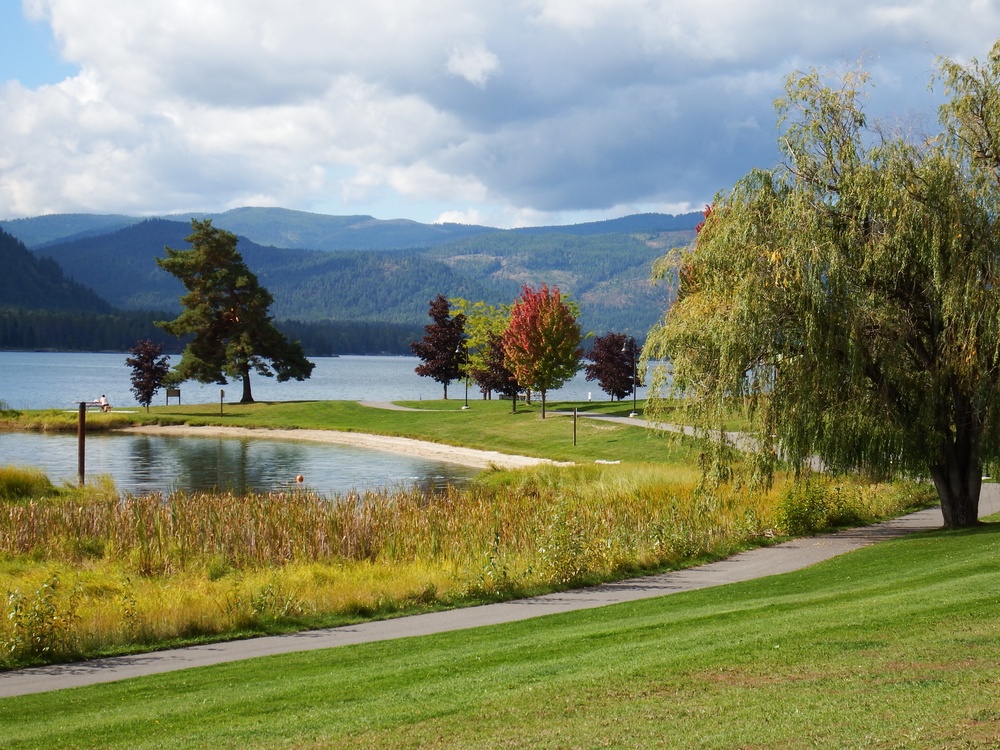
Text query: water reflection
0 431 477 497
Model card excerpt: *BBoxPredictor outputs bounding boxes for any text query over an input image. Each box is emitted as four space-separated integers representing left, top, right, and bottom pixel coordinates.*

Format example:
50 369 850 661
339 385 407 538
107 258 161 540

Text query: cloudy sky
1 1 998 227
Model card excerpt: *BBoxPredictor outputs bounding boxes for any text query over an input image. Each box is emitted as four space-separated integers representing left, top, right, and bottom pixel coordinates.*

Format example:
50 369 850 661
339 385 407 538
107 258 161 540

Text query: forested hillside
31 219 517 324
1 209 698 352
26 216 691 336
0 227 112 313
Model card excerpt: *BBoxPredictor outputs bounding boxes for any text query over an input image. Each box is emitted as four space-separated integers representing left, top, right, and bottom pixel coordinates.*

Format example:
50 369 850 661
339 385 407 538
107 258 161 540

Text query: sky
1 1 998 228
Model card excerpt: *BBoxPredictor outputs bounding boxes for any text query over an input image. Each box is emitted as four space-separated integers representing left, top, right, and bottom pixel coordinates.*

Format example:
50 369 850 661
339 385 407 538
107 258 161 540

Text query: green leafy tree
410 294 466 399
503 284 583 418
474 331 520 406
645 48 1000 528
125 339 171 412
156 219 314 403
450 298 512 399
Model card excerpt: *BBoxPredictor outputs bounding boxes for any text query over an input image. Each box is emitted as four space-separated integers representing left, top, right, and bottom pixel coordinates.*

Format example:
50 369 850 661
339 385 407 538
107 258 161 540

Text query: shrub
2 574 81 662
774 478 925 536
0 465 56 502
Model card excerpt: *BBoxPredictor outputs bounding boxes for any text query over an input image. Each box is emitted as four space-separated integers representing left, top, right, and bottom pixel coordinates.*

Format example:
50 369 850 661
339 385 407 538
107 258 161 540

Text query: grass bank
0 460 932 670
2 521 997 748
0 400 935 671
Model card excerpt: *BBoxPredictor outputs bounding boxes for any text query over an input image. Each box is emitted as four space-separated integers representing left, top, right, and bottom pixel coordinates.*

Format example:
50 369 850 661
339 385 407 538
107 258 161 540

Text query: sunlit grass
0 400 936 668
4 522 997 749
0 465 55 501
0 462 933 669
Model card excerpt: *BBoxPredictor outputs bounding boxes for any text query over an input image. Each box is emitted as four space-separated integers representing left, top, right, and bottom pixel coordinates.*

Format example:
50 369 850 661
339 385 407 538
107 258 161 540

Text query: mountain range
0 207 699 344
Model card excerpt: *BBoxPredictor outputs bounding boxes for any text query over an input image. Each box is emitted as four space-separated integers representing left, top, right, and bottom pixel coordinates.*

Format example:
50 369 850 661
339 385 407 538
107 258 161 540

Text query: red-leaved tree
410 294 466 398
502 284 583 418
585 332 638 401
126 339 171 412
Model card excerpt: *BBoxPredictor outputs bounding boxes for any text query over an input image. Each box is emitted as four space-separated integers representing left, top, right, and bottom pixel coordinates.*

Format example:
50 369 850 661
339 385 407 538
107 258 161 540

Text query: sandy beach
122 424 561 470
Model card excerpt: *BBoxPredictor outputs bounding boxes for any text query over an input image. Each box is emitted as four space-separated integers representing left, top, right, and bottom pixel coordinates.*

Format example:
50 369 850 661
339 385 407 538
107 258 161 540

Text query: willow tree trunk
930 453 982 528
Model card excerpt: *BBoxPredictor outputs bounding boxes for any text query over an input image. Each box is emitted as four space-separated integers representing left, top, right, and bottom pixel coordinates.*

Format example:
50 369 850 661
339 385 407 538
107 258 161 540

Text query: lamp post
623 339 638 417
456 343 469 410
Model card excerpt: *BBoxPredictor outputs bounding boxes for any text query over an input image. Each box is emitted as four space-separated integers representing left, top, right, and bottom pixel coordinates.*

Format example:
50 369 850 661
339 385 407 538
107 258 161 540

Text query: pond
0 351 646 496
0 430 478 497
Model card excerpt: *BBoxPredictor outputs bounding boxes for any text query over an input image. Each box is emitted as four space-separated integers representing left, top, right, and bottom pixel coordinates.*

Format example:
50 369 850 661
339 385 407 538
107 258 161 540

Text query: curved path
3 486 996 699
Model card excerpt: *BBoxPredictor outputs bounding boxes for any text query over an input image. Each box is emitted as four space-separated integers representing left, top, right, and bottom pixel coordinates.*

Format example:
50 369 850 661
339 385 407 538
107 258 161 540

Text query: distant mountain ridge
1 208 699 341
1 207 701 252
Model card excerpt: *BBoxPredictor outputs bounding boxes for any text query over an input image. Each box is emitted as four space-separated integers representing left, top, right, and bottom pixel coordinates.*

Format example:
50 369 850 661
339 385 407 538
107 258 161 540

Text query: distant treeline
0 308 422 356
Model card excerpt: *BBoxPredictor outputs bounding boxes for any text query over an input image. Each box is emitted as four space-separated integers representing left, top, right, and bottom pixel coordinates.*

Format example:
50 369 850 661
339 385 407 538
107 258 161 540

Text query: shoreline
121 424 563 470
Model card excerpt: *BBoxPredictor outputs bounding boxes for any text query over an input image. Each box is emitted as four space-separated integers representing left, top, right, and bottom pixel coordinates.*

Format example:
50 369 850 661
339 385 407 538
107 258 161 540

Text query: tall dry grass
0 464 934 668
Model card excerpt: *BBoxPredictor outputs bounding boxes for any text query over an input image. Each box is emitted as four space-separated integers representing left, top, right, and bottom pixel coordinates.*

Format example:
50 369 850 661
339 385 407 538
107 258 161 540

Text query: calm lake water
0 352 644 495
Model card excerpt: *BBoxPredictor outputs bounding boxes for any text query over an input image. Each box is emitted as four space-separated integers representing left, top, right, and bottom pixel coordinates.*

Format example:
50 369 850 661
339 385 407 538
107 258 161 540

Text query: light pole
456 343 469 410
623 339 638 417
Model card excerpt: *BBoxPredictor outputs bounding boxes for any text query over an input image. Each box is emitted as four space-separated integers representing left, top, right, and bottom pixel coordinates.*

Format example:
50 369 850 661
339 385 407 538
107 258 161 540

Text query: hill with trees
13 213 693 337
0 227 112 314
0 209 698 352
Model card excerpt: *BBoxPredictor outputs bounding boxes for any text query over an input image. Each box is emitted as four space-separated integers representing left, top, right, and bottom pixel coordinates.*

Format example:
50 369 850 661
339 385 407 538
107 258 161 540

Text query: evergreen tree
156 219 314 403
410 294 466 399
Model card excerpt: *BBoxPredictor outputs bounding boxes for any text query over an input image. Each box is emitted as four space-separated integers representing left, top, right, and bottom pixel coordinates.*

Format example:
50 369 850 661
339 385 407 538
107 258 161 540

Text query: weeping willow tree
645 44 1000 528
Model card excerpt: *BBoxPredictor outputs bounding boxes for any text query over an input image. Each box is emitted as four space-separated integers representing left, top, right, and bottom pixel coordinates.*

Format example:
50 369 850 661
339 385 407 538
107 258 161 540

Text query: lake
0 352 644 495
0 352 638 411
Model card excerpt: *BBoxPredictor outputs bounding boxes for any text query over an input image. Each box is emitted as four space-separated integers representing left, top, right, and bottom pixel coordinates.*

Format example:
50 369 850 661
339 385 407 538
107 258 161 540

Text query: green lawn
10 397 698 465
3 522 998 748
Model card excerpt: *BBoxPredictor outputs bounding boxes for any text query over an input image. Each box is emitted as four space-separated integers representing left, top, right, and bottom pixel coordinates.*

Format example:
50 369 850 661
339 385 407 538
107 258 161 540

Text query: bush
0 465 56 501
2 574 81 663
774 478 927 536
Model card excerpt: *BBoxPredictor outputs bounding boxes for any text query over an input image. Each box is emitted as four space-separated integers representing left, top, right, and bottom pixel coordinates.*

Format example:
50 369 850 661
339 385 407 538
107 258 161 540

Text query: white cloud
1 1 999 224
446 42 501 87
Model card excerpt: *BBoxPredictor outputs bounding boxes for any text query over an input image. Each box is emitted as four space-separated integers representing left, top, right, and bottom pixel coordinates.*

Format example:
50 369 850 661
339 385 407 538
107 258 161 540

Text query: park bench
80 400 112 412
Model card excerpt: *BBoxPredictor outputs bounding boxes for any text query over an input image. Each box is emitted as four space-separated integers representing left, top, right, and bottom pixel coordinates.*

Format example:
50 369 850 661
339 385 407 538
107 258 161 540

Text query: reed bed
0 464 934 669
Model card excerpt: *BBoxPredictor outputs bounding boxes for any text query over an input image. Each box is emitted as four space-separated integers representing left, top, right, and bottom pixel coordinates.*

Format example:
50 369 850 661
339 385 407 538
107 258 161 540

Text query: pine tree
156 220 314 403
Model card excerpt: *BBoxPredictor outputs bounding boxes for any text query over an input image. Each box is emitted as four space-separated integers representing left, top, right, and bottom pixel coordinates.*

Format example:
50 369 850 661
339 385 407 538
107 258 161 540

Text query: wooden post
573 407 577 446
220 389 225 417
77 402 86 485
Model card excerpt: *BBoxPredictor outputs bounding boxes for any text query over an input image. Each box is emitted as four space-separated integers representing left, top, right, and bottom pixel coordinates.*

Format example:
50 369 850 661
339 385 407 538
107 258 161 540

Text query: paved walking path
2 486 996 699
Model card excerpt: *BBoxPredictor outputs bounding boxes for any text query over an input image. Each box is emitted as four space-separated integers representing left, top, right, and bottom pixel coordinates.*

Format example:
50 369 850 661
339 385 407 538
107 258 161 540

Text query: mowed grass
3 522 999 749
3 398 687 465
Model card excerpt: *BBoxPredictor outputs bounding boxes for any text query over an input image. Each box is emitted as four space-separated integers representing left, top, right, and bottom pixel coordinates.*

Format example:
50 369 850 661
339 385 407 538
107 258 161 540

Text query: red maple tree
502 284 583 418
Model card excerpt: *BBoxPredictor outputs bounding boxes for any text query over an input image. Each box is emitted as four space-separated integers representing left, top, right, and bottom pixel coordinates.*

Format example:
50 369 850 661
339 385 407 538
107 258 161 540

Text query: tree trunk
240 369 254 404
928 393 983 528
541 389 547 419
929 456 981 528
